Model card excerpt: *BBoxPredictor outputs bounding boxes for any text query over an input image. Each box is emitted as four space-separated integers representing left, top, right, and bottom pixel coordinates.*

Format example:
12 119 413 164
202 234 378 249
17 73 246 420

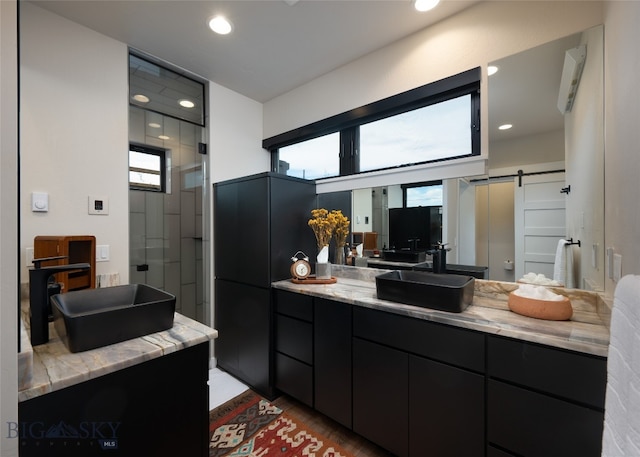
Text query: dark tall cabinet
213 172 316 398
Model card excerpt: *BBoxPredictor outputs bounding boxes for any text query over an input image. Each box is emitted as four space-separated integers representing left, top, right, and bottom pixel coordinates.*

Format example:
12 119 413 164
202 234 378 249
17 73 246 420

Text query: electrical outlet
96 245 110 262
613 253 622 282
606 247 614 279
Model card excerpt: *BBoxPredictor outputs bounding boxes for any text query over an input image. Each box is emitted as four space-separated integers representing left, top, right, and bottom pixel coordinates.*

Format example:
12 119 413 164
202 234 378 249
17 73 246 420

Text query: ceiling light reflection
132 94 150 103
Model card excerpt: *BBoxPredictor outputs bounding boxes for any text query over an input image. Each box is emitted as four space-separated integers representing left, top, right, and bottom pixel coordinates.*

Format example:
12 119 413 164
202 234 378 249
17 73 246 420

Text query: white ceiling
31 0 482 103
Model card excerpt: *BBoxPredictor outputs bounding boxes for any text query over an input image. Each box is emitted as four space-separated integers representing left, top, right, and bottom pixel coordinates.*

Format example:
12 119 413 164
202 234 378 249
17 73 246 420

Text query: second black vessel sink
375 270 475 313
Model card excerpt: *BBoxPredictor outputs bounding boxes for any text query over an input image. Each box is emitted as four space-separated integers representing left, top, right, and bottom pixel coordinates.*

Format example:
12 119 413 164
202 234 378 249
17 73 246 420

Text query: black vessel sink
51 284 176 353
413 262 489 279
376 270 475 313
381 250 427 263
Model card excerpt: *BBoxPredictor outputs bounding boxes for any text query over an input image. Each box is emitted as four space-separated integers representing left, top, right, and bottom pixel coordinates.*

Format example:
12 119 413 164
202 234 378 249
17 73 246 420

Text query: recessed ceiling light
159 135 170 140
148 122 162 128
488 65 499 76
414 0 440 12
208 16 233 35
498 124 513 130
179 99 195 109
132 94 150 103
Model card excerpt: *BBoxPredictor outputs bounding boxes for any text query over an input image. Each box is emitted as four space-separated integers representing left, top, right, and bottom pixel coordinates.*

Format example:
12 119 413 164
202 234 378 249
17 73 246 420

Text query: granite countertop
273 265 610 358
19 305 218 402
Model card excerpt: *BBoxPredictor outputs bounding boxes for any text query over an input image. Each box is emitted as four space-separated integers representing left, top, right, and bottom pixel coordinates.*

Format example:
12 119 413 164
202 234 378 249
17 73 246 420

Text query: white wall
0 2 19 455
490 130 565 170
603 1 640 297
20 3 129 284
209 82 267 184
566 25 605 290
208 80 266 337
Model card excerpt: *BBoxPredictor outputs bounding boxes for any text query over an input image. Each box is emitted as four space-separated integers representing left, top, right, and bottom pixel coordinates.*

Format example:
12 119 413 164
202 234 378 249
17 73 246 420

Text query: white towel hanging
553 239 569 287
602 275 640 456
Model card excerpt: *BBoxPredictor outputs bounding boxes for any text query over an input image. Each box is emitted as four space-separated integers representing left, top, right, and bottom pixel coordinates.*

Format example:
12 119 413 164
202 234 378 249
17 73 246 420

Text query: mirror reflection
321 25 604 291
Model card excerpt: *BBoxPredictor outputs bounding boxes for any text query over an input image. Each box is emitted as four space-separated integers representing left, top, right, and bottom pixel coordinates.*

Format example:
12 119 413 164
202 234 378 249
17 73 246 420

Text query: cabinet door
353 337 408 457
488 379 604 457
214 279 272 397
268 175 317 283
409 355 485 457
214 177 269 287
314 298 352 429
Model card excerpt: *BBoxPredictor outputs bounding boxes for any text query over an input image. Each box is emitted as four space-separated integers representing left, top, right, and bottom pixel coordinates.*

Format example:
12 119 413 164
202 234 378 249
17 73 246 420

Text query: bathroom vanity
18 307 217 457
272 266 610 457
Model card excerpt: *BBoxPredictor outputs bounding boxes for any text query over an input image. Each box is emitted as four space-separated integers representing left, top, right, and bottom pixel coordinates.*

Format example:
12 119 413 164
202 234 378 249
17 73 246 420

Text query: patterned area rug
209 390 355 457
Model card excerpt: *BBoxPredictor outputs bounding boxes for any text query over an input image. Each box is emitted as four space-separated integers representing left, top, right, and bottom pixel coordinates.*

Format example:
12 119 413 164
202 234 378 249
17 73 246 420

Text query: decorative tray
291 276 337 285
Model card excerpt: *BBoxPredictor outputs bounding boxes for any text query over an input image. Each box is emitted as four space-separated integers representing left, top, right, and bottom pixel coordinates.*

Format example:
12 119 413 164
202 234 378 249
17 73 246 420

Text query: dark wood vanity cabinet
273 291 353 427
19 343 209 457
273 289 608 457
352 307 486 457
487 335 607 457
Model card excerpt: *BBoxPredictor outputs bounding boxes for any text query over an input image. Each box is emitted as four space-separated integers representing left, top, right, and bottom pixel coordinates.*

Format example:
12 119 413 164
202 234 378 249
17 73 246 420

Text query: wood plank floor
271 394 395 457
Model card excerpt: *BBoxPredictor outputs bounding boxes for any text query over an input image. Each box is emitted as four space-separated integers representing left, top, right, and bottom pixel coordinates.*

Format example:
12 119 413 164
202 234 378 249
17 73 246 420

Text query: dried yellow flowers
308 208 350 252
331 210 350 249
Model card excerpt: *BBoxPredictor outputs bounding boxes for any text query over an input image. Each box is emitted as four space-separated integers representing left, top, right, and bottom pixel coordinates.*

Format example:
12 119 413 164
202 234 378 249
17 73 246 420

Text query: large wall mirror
320 25 604 291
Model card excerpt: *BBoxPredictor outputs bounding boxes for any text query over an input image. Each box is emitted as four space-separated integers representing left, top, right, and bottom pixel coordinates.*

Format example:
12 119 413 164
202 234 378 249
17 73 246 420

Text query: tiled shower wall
129 106 206 323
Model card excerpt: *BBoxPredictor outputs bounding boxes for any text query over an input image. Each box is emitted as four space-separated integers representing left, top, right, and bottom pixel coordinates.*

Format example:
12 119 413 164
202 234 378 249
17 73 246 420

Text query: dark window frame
402 180 443 208
263 67 481 178
128 51 207 128
129 143 167 193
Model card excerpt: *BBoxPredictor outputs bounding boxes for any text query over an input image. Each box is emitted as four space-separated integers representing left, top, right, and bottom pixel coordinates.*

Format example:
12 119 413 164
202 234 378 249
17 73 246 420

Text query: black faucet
29 256 91 346
428 242 451 274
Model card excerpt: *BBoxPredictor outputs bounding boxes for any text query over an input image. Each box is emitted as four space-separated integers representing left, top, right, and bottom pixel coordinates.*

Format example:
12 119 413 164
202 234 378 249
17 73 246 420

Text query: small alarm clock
290 251 311 280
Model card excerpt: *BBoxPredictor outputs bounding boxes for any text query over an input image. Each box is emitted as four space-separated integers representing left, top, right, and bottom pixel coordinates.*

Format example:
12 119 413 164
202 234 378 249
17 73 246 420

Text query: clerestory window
264 67 480 181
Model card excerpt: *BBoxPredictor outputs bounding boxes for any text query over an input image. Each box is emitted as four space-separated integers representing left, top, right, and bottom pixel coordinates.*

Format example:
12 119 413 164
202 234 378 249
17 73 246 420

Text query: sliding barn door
514 172 566 280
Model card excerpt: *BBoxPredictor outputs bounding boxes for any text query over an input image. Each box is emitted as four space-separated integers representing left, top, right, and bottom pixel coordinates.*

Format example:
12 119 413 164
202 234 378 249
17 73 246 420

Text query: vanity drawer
353 307 485 372
487 335 607 409
275 314 313 364
274 290 313 322
275 352 313 407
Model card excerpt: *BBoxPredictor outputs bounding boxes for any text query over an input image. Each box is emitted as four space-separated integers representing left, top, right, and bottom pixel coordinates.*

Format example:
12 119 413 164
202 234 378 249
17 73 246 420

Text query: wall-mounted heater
557 45 587 114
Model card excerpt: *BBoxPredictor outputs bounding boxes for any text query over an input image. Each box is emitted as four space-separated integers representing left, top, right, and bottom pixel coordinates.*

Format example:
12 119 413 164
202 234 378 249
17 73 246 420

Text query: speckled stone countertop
19 302 217 402
273 265 610 358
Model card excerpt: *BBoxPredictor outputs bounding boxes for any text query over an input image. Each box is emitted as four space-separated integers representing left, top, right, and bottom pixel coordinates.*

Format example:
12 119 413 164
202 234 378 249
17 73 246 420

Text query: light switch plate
88 196 109 215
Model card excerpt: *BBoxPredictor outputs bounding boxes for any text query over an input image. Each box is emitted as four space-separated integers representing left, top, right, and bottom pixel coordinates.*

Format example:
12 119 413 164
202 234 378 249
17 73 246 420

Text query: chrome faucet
428 242 451 274
29 256 90 346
